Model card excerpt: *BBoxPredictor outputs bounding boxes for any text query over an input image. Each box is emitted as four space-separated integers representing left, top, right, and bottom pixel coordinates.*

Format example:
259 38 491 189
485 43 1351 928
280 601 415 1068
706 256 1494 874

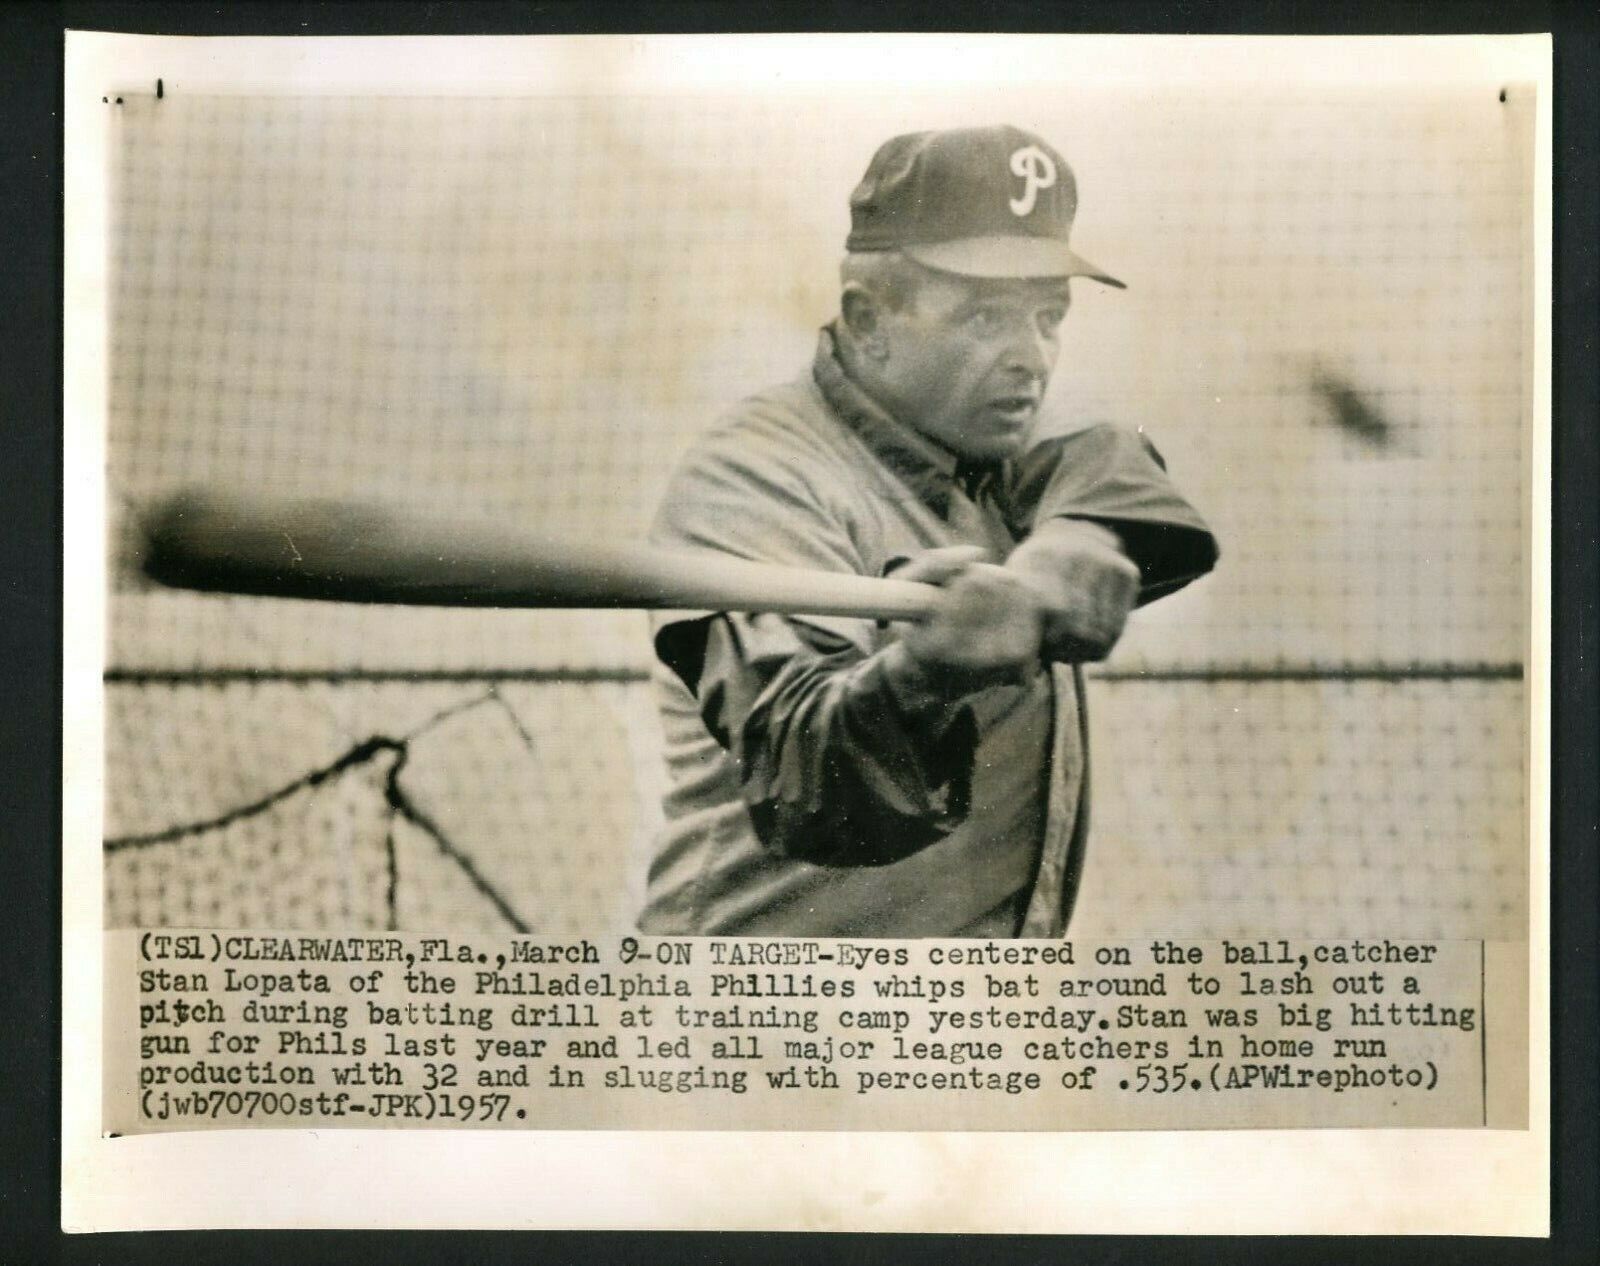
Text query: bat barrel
142 491 940 621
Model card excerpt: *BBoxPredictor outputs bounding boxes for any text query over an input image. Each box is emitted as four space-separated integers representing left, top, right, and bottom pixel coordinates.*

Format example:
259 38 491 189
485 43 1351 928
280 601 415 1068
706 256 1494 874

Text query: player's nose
995 314 1056 381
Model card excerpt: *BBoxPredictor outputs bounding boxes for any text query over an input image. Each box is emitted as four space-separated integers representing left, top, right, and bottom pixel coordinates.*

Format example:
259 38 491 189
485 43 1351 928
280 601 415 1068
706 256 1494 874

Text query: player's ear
841 283 888 362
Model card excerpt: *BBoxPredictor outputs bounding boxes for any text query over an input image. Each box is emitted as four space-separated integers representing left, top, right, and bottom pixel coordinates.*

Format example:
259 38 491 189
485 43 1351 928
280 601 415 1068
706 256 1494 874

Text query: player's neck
833 329 909 429
824 326 962 473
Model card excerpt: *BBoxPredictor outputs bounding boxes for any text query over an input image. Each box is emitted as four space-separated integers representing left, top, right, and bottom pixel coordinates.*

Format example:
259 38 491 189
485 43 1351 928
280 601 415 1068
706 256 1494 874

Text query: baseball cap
846 125 1125 287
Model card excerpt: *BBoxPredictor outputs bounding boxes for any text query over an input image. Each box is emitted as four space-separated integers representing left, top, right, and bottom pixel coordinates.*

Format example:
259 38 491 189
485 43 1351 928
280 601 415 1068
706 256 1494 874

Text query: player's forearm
1010 424 1220 604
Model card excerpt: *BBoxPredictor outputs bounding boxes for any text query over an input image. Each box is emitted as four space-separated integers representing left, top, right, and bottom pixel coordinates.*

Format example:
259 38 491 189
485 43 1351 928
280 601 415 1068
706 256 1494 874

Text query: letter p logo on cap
1008 145 1057 217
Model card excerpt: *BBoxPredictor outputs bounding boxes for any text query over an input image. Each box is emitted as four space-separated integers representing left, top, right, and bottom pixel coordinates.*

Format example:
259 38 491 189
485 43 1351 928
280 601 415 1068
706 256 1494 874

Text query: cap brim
903 235 1125 287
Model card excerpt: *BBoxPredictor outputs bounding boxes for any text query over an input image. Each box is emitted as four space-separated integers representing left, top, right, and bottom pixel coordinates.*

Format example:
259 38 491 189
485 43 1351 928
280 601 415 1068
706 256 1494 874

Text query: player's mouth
986 394 1040 425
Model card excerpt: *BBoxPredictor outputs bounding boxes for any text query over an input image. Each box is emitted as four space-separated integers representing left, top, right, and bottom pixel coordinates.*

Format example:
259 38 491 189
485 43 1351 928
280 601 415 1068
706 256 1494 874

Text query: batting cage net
102 86 1532 941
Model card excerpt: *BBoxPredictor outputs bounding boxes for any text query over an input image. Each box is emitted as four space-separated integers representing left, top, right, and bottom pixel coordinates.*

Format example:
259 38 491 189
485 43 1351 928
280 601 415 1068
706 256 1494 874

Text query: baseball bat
141 491 941 621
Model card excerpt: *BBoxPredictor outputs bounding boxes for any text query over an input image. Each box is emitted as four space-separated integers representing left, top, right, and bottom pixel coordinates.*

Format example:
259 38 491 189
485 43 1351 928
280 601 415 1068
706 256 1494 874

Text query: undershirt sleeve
658 611 981 867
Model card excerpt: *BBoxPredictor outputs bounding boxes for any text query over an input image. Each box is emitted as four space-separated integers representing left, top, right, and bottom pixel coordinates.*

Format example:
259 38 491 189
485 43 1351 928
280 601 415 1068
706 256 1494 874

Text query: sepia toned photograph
63 31 1550 1235
100 54 1531 950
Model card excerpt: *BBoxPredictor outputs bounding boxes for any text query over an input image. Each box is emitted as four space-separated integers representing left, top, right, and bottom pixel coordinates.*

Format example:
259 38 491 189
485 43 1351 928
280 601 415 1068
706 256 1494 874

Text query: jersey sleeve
647 407 981 867
1005 423 1220 606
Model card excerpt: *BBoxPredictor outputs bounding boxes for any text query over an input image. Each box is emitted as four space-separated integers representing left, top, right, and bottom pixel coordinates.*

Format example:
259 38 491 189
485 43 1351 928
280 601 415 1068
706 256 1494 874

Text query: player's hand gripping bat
141 490 941 622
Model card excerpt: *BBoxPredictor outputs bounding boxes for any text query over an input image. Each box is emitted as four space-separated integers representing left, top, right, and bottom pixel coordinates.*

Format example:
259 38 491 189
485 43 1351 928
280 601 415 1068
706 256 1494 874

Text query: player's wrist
872 640 981 727
1012 516 1125 569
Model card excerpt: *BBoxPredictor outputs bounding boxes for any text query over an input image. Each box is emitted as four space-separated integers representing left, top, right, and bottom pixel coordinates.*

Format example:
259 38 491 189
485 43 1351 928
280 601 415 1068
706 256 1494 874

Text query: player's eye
1037 306 1068 335
966 306 1004 335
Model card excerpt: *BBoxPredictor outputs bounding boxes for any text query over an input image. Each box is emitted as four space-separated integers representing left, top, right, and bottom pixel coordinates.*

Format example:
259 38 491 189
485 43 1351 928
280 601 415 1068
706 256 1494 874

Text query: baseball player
642 125 1218 938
